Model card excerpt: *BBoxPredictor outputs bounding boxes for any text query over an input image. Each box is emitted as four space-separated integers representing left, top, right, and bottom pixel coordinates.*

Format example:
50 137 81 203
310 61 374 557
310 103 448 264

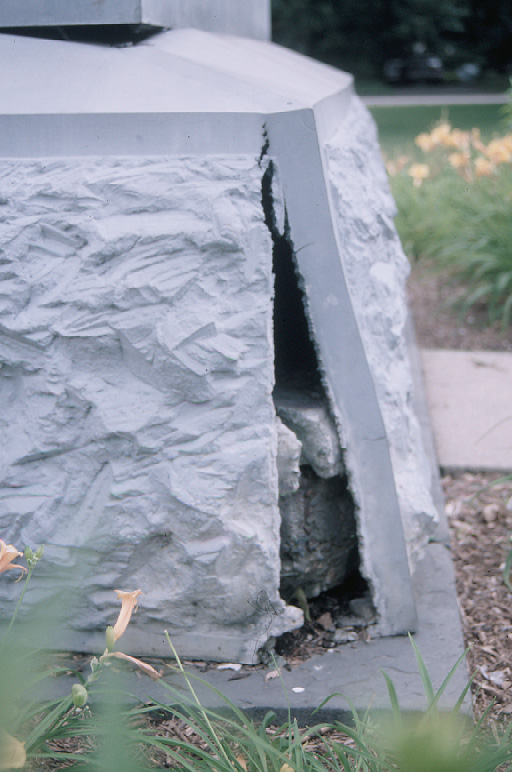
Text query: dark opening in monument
262 162 372 639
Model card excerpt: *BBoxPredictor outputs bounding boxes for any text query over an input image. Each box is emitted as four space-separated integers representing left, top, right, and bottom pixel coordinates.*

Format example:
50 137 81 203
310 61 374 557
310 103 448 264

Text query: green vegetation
370 104 504 155
2 541 512 770
271 0 512 79
384 112 512 327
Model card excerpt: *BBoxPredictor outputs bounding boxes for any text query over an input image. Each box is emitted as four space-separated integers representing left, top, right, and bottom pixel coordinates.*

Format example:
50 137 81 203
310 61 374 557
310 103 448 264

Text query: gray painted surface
0 28 441 659
266 108 418 635
0 0 271 40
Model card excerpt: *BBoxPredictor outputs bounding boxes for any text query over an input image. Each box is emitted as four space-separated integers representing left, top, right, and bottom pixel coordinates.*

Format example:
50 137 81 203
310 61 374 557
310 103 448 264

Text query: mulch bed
406 259 512 723
443 472 512 723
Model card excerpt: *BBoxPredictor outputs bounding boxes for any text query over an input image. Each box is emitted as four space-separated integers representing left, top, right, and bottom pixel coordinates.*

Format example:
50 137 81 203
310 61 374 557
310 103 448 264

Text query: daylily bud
71 683 88 708
105 625 116 653
24 546 33 562
35 546 44 560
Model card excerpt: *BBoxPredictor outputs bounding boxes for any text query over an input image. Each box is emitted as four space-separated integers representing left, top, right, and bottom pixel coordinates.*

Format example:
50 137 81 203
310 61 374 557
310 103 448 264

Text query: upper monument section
0 0 271 40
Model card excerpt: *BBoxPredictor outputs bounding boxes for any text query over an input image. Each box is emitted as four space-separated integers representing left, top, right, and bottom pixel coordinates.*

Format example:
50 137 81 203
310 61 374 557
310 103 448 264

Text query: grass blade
408 633 435 707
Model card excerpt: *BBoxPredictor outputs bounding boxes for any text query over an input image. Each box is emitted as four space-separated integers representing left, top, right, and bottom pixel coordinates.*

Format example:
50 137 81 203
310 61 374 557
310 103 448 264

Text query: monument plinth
0 4 439 662
0 0 270 39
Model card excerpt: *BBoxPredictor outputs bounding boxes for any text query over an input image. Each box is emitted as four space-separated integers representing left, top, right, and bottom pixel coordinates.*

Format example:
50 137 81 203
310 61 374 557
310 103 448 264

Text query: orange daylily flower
112 589 142 642
447 128 470 149
415 132 435 152
430 122 452 147
474 157 494 177
0 540 26 577
486 138 512 164
0 730 26 770
448 151 470 170
408 163 430 187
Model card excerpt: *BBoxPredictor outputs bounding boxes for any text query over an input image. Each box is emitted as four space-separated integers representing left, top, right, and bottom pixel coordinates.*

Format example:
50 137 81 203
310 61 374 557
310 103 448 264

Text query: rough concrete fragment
276 418 302 497
274 389 344 479
275 397 356 598
279 467 359 599
0 155 302 661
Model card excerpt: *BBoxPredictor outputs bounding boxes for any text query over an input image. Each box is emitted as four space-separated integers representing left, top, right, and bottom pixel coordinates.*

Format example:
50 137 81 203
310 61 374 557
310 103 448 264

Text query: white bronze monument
0 0 438 662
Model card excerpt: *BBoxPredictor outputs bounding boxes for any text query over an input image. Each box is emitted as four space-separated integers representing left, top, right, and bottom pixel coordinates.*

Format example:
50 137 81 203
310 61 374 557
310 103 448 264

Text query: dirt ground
407 259 512 724
407 258 512 353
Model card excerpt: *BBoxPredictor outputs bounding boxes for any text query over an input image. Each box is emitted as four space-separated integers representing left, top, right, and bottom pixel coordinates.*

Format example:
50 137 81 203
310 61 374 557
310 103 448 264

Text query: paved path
421 350 512 472
362 92 508 107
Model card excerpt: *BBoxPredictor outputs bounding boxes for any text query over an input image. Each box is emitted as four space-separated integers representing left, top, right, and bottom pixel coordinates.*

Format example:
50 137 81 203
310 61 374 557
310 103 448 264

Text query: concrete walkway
421 350 512 472
362 92 509 107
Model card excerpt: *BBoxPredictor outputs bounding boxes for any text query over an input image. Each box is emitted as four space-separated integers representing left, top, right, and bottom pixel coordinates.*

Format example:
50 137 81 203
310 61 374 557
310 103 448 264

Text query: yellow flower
386 155 409 176
448 128 470 149
415 132 435 152
501 134 512 153
112 589 142 642
280 765 294 772
486 138 511 164
408 163 430 187
448 151 470 170
0 540 26 578
474 157 494 177
430 122 452 147
0 730 26 770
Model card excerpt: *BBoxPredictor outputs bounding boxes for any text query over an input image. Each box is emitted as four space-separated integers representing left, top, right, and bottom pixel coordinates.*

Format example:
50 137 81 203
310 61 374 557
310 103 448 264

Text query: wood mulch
442 472 512 723
407 258 512 724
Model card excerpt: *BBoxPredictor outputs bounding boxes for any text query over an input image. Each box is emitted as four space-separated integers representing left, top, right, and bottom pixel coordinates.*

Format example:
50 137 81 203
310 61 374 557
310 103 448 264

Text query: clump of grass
3 537 512 771
387 120 512 327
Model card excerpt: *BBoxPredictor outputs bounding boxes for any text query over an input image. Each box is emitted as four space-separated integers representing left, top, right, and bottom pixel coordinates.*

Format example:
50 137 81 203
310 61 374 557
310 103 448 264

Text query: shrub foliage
387 120 512 327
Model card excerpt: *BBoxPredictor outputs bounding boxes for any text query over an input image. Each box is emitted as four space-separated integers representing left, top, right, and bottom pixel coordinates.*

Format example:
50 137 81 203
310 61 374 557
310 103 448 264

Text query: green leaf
504 548 512 592
408 633 435 706
380 668 402 728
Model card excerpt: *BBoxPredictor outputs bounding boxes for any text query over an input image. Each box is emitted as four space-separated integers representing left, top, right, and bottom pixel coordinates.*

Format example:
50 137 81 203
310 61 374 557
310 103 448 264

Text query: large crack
259 145 370 628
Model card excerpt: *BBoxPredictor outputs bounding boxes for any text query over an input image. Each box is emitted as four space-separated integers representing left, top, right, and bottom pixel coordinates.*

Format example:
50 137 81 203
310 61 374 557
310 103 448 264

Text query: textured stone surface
324 98 439 568
0 155 302 661
0 26 447 654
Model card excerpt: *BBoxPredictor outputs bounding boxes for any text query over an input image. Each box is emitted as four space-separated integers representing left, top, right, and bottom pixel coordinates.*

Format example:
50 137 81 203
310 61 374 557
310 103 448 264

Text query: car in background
383 53 444 85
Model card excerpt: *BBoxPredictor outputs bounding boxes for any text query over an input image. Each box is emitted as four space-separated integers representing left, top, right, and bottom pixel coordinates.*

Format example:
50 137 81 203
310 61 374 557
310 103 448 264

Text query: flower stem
0 564 34 652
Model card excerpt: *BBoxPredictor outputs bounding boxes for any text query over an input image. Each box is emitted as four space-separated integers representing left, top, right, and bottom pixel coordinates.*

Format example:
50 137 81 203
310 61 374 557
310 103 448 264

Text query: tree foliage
271 0 511 76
